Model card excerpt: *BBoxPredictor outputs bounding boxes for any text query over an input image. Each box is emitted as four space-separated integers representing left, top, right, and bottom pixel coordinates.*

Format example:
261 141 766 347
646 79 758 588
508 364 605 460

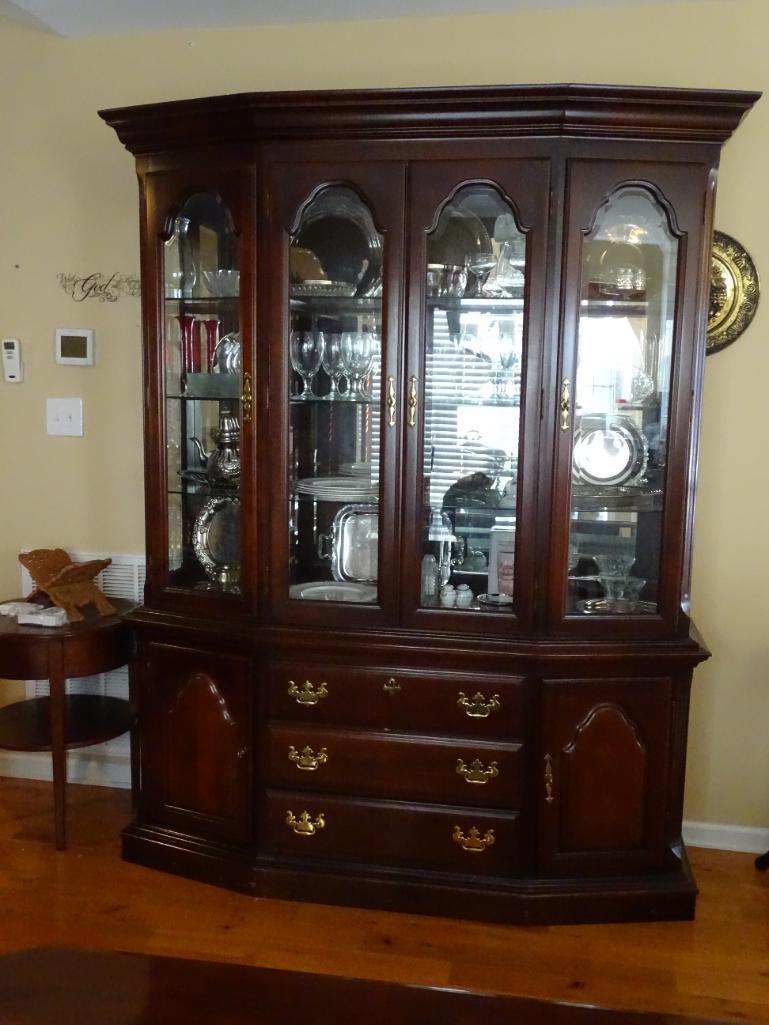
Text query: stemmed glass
497 332 520 401
340 330 375 400
467 251 498 297
290 330 324 399
321 332 346 400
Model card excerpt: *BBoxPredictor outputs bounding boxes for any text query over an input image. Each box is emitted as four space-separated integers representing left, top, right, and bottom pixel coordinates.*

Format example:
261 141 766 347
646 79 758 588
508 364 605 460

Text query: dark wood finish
1 946 760 1025
0 695 133 751
0 598 134 849
138 640 252 842
266 723 523 808
99 85 760 925
267 662 529 735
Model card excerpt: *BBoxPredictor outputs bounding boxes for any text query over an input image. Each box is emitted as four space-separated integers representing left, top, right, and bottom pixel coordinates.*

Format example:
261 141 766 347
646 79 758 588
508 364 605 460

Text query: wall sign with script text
57 272 140 303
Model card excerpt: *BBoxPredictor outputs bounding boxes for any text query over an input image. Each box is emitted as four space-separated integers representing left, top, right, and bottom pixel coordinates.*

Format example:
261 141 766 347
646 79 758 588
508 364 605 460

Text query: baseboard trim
683 819 769 855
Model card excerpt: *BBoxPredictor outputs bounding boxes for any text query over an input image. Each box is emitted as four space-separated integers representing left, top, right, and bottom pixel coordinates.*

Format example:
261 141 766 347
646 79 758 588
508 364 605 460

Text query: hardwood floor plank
0 778 767 1023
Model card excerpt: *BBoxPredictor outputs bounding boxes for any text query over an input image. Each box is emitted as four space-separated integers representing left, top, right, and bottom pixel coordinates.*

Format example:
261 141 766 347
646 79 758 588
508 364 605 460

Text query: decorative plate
572 415 647 488
192 495 240 583
707 230 760 354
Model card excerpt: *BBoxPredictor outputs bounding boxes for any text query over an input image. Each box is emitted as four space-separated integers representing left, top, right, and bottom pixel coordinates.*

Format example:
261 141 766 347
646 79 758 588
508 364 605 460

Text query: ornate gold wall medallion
707 230 760 354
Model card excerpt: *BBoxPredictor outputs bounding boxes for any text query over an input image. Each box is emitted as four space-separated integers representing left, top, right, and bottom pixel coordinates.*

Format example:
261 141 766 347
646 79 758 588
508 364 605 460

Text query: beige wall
0 0 767 829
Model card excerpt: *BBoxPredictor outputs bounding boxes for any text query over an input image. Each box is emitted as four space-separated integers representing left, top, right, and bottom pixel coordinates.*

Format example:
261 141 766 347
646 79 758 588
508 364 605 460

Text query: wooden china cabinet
101 84 758 925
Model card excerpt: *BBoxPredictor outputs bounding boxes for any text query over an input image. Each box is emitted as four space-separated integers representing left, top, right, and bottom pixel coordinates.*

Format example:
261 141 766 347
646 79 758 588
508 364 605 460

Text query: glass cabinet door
553 161 709 631
404 160 551 631
267 161 404 622
160 184 246 597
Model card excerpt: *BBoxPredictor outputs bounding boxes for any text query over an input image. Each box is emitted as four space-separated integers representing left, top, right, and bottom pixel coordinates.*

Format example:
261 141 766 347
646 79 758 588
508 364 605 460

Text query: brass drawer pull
452 825 496 853
286 810 325 837
383 677 401 696
288 745 328 771
386 375 397 428
288 680 328 706
456 758 499 785
544 752 555 804
457 691 501 719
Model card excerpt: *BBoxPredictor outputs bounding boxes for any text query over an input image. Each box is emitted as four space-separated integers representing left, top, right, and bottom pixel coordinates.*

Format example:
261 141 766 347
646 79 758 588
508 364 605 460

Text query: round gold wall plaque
707 230 760 354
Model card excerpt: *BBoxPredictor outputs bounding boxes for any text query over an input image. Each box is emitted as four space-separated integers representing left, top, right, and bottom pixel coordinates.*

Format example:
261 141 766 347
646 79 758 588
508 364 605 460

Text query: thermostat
55 328 94 366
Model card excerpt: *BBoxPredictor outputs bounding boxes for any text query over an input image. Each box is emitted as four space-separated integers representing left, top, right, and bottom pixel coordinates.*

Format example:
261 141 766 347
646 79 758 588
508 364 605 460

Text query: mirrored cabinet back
100 83 759 925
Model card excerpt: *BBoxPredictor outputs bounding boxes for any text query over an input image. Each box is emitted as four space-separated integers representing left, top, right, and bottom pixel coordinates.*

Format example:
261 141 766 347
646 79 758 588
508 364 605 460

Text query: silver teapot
191 405 240 485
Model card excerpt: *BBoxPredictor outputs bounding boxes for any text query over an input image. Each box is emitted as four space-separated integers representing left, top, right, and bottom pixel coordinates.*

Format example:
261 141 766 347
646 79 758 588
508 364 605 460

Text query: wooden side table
0 598 134 849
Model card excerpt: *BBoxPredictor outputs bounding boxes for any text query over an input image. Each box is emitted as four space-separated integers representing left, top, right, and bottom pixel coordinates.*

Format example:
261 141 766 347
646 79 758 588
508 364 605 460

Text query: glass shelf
168 374 240 401
428 297 524 313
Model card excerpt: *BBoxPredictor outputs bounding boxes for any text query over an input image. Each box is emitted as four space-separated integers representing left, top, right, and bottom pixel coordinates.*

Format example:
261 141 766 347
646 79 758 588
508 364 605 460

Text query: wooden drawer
266 724 523 809
267 663 528 737
262 790 521 875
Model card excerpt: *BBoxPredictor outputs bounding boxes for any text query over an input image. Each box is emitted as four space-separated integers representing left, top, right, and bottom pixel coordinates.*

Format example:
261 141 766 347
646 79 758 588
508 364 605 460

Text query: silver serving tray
330 503 378 583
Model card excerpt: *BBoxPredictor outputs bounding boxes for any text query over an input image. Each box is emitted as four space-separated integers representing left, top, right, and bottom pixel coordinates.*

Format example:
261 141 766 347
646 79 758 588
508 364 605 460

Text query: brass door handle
544 752 555 804
457 691 501 719
242 371 253 423
287 680 328 706
286 810 325 836
288 745 328 771
456 758 499 785
386 375 396 427
560 377 571 432
407 375 418 428
452 825 496 853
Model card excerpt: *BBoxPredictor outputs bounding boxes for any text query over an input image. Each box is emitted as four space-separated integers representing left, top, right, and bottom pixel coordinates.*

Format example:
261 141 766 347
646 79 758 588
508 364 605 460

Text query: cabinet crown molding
99 83 761 155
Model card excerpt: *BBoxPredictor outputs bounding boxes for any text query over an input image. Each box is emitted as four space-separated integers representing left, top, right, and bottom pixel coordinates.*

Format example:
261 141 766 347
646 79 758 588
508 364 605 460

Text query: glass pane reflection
420 184 526 614
163 192 242 593
287 186 384 605
568 186 678 616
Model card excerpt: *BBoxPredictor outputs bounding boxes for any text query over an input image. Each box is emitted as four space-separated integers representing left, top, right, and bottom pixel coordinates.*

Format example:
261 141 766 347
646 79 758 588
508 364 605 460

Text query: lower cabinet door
538 677 672 875
263 790 521 876
139 641 253 843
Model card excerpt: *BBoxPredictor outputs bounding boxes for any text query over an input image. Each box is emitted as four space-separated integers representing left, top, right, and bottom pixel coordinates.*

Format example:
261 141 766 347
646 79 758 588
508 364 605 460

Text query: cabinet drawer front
267 725 523 808
268 663 528 736
263 790 520 875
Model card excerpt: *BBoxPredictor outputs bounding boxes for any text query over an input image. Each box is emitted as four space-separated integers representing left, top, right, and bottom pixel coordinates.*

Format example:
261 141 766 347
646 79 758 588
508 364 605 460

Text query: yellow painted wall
0 0 766 829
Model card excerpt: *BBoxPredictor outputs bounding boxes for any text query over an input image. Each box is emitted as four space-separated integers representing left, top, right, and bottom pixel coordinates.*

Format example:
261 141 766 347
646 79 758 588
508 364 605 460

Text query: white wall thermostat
2 338 22 382
55 328 94 366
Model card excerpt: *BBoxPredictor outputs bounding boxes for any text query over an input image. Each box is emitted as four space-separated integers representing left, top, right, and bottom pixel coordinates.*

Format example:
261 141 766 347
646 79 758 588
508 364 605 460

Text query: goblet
340 330 374 400
467 251 498 297
321 333 346 400
290 330 324 399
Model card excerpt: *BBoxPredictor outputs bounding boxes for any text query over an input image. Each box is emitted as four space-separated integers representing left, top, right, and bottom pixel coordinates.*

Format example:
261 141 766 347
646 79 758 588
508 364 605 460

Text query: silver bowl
426 263 468 298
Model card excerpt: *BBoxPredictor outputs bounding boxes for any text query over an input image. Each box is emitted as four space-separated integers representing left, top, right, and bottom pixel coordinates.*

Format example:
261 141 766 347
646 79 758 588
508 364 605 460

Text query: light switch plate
46 397 83 437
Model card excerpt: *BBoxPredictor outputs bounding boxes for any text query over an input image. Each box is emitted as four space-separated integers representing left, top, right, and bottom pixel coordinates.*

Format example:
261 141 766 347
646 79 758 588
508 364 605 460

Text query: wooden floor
1 777 767 1023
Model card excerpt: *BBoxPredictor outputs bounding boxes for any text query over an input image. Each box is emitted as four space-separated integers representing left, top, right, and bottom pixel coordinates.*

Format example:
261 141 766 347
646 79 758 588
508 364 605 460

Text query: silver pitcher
191 405 240 485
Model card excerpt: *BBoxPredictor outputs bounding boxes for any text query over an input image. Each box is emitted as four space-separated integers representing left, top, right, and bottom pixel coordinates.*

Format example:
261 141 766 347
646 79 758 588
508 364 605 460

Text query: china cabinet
100 83 758 924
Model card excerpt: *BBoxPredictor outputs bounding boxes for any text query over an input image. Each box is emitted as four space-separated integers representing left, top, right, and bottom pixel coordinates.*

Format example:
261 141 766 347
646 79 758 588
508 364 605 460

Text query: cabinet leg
48 642 67 850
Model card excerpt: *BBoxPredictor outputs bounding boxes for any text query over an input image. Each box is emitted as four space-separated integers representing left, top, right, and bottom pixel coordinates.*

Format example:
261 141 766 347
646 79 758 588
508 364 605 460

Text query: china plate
289 581 377 603
291 281 358 298
572 414 647 487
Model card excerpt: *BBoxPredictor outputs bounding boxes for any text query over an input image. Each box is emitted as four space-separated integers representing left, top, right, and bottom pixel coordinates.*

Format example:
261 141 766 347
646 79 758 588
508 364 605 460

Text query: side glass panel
163 192 242 593
287 185 384 605
568 186 678 616
420 184 526 615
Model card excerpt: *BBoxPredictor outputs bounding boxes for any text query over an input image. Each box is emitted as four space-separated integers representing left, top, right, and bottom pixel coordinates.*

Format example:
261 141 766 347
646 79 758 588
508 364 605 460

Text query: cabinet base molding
122 824 697 926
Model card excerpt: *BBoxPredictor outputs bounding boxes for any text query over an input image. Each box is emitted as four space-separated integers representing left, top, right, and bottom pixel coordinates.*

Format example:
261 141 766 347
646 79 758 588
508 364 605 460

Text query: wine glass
321 333 346 400
290 330 324 399
340 330 374 400
467 251 498 297
497 332 519 400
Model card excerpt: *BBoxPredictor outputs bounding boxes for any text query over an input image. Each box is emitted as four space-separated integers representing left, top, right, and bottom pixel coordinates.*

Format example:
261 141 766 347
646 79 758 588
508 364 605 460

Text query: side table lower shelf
0 695 133 752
